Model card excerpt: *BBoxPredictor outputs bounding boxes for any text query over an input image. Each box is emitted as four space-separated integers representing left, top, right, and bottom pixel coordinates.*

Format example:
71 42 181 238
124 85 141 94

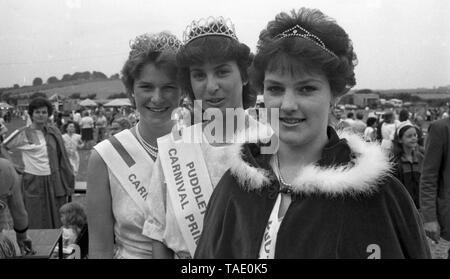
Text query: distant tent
0 102 13 109
49 93 63 101
104 98 131 107
79 98 98 107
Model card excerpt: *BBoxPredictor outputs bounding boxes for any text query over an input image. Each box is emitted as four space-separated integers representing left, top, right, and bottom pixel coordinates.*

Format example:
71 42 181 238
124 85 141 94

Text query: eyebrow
264 78 323 85
190 63 231 72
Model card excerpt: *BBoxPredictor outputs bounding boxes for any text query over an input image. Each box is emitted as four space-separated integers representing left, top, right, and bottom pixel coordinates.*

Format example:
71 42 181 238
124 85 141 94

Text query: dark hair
121 33 180 108
113 117 132 130
366 117 377 127
177 29 256 109
250 8 357 98
28 97 53 117
59 202 87 229
399 109 410 122
347 112 354 119
383 111 394 123
62 120 78 134
356 111 364 120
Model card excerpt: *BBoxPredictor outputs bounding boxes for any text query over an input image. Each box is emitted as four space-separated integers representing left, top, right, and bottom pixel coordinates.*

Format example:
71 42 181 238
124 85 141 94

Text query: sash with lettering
94 129 152 217
157 123 213 257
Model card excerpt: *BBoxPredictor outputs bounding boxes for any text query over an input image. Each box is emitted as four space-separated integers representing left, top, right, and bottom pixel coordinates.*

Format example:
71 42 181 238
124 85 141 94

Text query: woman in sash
143 17 257 258
194 8 430 258
87 32 183 259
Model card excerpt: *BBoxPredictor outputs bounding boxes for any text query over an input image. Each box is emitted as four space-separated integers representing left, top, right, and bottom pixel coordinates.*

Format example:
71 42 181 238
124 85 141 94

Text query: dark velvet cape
195 128 430 259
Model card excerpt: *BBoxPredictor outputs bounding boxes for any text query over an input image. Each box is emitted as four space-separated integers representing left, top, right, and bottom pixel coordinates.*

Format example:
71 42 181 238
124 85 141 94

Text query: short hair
383 111 394 123
356 111 364 120
113 117 132 130
177 25 256 109
366 117 377 127
250 8 358 98
59 202 87 230
121 32 180 108
347 112 354 119
28 97 53 117
399 109 410 122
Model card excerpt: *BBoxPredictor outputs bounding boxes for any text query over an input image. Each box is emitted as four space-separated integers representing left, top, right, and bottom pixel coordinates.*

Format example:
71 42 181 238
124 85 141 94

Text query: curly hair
177 24 256 109
121 32 181 108
28 97 53 117
250 8 358 98
59 202 87 230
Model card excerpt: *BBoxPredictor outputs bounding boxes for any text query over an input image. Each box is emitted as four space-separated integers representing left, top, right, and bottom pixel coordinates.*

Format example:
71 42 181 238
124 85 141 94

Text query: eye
191 71 206 80
162 85 178 91
217 69 230 77
297 85 317 95
139 84 155 91
265 85 284 95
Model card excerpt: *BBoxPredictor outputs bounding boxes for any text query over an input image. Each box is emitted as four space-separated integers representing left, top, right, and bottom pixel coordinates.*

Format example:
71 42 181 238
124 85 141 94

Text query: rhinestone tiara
274 24 338 58
182 16 238 45
129 32 182 58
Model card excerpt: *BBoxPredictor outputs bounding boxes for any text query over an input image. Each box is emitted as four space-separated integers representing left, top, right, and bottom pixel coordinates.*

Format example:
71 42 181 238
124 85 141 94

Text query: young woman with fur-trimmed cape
194 7 430 259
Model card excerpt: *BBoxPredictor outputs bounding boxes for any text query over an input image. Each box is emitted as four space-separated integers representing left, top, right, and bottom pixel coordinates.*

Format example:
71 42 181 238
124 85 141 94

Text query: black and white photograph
0 0 449 269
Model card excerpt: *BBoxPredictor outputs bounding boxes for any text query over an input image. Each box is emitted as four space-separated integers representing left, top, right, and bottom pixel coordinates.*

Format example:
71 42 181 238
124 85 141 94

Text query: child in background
58 202 88 259
391 122 423 209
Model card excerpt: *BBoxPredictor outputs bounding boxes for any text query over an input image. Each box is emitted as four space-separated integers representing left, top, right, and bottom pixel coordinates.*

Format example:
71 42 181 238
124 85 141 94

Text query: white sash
158 123 213 257
94 129 153 217
259 193 282 259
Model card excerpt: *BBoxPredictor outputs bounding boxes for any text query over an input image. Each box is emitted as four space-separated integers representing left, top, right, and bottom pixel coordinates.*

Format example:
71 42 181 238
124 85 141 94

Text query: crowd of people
1 6 450 260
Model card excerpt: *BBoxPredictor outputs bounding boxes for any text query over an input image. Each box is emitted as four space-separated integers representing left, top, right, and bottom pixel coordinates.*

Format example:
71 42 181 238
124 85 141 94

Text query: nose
206 75 219 95
280 90 298 113
151 88 164 105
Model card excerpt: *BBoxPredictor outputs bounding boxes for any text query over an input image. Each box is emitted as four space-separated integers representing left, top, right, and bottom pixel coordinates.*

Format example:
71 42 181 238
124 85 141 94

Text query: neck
31 122 45 131
277 132 328 171
402 146 414 156
138 119 174 146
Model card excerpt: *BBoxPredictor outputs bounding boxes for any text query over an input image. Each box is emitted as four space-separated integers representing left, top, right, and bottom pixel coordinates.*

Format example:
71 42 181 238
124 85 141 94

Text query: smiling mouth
205 98 225 106
147 106 170 112
280 117 306 126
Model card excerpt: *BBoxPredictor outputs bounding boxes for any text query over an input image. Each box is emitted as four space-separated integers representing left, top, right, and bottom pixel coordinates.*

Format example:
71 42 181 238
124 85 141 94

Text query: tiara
129 32 182 58
274 24 338 58
182 16 238 45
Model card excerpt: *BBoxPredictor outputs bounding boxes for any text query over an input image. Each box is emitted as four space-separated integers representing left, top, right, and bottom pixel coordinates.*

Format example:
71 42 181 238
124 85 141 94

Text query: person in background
363 116 378 142
420 116 450 258
391 122 423 209
80 111 94 148
0 157 34 258
62 121 83 177
2 97 74 229
108 117 132 137
95 110 108 143
195 7 430 259
380 111 397 152
352 111 367 136
58 201 88 259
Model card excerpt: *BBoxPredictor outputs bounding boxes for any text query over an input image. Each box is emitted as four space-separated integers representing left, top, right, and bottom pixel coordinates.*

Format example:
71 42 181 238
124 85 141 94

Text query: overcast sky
1 0 449 90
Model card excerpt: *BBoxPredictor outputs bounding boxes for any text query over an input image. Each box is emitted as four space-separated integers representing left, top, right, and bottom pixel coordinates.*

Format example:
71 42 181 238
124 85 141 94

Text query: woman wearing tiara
87 32 183 259
143 16 259 259
195 8 430 259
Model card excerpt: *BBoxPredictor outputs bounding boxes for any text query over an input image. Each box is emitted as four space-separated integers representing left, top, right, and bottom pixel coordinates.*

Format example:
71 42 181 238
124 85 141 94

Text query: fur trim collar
228 128 393 196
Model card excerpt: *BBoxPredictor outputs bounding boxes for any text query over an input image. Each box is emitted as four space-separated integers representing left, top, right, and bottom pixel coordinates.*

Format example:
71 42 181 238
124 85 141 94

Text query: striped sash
94 129 153 217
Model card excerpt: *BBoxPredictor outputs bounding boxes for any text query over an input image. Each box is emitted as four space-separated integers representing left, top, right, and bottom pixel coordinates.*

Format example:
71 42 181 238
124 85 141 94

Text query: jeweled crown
129 32 182 58
182 16 238 45
274 24 337 58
